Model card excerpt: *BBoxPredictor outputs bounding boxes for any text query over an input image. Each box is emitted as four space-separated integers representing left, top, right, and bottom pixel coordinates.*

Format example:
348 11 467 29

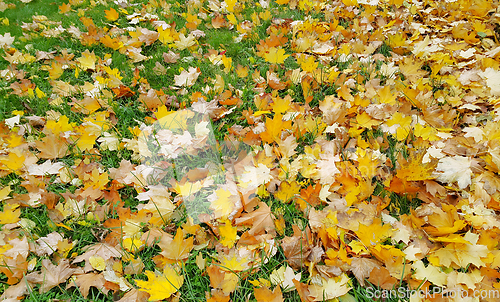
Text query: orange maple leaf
254 286 283 302
104 7 119 21
59 3 71 14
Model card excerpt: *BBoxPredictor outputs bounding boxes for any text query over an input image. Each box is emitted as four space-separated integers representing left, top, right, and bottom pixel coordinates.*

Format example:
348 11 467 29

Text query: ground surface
1 0 500 301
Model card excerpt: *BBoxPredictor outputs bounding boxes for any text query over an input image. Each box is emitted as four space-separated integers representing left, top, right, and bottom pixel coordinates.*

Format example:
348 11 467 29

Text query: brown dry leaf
173 67 201 88
34 231 64 256
0 277 32 300
349 258 381 286
292 279 311 302
137 89 163 110
153 61 169 75
72 243 122 272
117 288 150 302
367 267 397 290
137 27 159 46
50 80 77 97
35 134 69 159
281 225 312 269
108 159 136 184
27 259 75 293
4 237 30 259
112 85 135 99
0 255 28 285
206 289 230 302
235 202 276 235
66 273 107 298
163 50 180 63
124 258 145 275
211 14 226 28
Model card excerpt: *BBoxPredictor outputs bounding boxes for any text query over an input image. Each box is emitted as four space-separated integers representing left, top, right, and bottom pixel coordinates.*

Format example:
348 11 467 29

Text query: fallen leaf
27 259 75 293
135 266 183 301
254 286 283 302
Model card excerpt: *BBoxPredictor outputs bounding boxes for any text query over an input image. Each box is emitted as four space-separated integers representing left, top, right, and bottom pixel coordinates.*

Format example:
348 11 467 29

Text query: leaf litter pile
1 0 500 301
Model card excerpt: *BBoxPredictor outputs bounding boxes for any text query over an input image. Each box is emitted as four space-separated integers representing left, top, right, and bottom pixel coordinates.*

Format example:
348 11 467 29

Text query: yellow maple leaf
35 87 46 98
413 123 439 141
356 112 381 128
259 10 271 21
272 96 291 115
345 186 361 207
221 55 232 73
0 203 21 224
298 55 318 73
0 152 25 171
174 33 196 50
49 61 64 80
210 189 235 219
424 204 467 236
104 7 119 21
84 168 109 190
264 47 289 64
75 133 97 151
227 13 237 25
219 220 237 248
221 272 239 294
225 0 236 12
235 64 248 78
172 181 203 197
356 218 393 246
428 241 489 268
326 246 351 265
214 74 225 94
77 50 96 70
396 152 436 181
123 237 144 253
386 112 411 128
386 112 412 140
275 181 300 202
357 149 381 179
218 249 250 272
303 115 326 134
157 26 178 44
6 134 23 148
254 286 283 302
377 86 397 105
45 115 74 135
155 105 171 119
0 186 11 201
136 266 184 301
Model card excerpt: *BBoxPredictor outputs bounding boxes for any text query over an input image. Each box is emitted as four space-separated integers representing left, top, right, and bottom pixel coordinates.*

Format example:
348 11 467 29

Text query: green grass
0 0 68 37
